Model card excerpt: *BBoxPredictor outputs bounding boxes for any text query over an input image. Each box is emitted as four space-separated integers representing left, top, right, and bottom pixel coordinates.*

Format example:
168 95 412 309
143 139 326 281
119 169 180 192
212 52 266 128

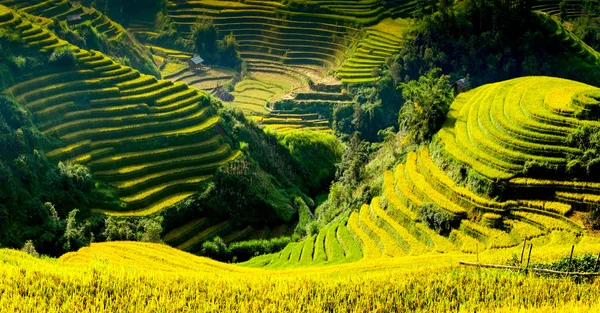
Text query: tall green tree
192 18 218 63
398 68 454 144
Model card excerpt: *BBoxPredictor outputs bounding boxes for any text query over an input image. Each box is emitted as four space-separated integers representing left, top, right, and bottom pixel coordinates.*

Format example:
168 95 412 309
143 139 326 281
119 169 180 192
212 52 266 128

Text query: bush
398 68 454 145
49 47 76 67
418 202 457 235
21 240 39 257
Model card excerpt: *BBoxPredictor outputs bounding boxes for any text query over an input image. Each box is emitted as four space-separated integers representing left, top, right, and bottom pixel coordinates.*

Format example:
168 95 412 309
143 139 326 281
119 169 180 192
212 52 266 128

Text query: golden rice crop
359 202 405 257
3 241 600 312
371 197 429 255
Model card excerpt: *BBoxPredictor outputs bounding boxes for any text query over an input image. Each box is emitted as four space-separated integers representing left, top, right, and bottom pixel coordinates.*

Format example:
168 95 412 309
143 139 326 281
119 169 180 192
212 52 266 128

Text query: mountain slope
0 5 240 215
243 76 600 267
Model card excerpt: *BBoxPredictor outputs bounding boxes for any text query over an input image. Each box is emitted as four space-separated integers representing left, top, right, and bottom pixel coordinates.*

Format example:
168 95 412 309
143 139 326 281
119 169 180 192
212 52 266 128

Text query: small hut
66 14 82 24
188 55 204 71
452 78 471 95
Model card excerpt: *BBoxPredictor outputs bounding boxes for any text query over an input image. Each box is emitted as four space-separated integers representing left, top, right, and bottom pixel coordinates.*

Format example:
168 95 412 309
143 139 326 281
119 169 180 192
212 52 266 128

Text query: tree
21 240 39 257
191 18 218 63
560 0 569 22
398 68 454 144
217 33 242 69
140 217 163 243
62 209 89 252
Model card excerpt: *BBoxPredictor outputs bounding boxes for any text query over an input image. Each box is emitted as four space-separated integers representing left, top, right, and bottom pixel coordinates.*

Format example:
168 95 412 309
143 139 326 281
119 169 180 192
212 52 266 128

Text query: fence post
594 252 600 273
568 245 575 273
476 243 479 266
520 238 527 264
525 244 533 273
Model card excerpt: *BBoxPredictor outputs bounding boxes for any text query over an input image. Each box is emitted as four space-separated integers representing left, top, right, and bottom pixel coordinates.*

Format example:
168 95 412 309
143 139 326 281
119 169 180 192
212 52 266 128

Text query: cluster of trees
191 19 243 69
389 0 600 88
0 95 96 256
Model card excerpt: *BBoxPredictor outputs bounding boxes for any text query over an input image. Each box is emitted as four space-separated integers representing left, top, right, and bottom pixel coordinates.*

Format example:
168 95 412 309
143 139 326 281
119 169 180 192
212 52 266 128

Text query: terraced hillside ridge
438 76 600 180
536 12 600 65
0 6 240 216
533 0 598 18
162 218 295 253
0 0 125 39
243 76 600 268
337 18 408 83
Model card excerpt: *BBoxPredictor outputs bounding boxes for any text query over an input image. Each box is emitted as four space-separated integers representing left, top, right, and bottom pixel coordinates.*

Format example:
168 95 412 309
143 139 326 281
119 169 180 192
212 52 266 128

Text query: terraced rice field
536 12 600 64
241 147 584 268
438 76 599 180
384 0 424 18
0 8 239 217
337 18 408 83
533 0 598 18
242 76 600 268
164 65 234 92
0 0 125 39
161 216 295 253
166 0 357 80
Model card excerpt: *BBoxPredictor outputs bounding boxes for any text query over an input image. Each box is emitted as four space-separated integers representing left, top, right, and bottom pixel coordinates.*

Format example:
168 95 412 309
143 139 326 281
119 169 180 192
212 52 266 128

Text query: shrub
49 46 76 67
21 240 39 257
418 202 457 235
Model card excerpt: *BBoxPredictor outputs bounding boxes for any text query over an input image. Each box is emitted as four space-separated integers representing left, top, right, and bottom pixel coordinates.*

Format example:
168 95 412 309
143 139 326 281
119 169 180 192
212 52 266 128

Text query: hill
240 76 600 267
0 4 337 256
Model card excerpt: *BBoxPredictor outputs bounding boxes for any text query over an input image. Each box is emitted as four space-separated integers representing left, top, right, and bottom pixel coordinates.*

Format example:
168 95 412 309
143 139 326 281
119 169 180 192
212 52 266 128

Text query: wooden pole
594 252 600 273
568 245 575 273
520 238 527 264
525 244 533 272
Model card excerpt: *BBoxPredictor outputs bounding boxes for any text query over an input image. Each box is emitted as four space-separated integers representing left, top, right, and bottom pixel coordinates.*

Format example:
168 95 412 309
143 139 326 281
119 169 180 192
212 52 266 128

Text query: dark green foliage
393 0 600 88
191 19 243 69
282 0 335 14
56 21 160 78
48 46 76 67
229 236 291 262
279 130 343 193
294 197 314 237
201 236 229 261
336 73 403 142
398 68 454 145
83 0 167 24
567 126 600 177
192 18 218 63
587 205 600 230
0 95 97 256
531 253 600 273
101 216 163 242
560 0 569 22
217 33 242 69
418 202 457 235
199 157 296 225
199 236 292 262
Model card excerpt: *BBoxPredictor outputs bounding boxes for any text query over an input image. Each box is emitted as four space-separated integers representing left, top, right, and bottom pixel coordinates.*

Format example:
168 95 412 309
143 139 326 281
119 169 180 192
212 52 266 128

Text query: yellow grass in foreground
1 240 600 312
